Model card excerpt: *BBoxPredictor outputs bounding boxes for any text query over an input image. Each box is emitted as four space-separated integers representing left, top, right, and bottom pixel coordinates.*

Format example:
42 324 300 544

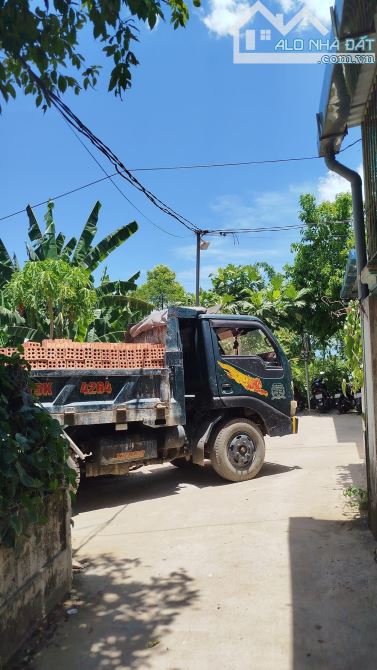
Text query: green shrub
0 353 75 548
343 485 368 511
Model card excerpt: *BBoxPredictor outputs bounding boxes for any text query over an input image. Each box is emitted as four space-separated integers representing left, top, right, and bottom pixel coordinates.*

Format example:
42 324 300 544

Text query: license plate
116 450 145 460
355 393 362 399
315 394 323 400
334 393 341 399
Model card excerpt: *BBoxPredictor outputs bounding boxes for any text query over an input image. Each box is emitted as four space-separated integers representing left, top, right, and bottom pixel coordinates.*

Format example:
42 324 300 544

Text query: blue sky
1 0 362 292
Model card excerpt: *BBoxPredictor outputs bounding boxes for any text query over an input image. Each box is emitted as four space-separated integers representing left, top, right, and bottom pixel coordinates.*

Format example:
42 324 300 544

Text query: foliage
0 0 199 109
0 352 75 548
85 268 152 341
5 259 97 339
234 275 308 331
209 264 269 302
21 200 138 273
343 485 368 511
0 202 150 343
290 354 348 395
287 193 354 345
135 264 190 309
201 264 308 332
343 300 363 392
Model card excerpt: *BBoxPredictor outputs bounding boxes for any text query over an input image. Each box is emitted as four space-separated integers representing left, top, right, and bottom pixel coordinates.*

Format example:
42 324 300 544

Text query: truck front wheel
210 419 265 482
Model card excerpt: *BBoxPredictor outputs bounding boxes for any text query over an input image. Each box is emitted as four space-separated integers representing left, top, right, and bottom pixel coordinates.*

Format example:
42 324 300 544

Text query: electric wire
20 64 199 232
0 100 361 229
129 139 361 172
64 122 188 239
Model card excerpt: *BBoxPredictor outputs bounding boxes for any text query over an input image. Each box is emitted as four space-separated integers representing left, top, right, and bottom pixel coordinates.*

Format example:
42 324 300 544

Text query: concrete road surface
34 414 377 670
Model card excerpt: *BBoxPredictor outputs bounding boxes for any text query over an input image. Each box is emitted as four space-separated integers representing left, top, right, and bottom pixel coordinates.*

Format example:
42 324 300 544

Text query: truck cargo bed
32 367 183 428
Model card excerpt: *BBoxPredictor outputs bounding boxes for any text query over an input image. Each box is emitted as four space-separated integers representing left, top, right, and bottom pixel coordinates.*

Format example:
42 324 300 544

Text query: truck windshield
215 327 280 367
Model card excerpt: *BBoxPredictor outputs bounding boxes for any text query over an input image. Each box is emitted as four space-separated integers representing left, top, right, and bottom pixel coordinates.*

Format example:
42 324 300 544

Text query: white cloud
317 163 364 203
203 0 249 36
278 0 332 24
202 0 331 38
174 162 365 291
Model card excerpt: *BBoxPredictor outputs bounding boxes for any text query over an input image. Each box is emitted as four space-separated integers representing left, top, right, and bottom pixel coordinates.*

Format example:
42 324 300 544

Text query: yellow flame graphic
218 361 269 397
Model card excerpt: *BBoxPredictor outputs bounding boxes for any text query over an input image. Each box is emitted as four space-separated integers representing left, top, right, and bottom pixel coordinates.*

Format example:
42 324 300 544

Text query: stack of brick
0 340 165 370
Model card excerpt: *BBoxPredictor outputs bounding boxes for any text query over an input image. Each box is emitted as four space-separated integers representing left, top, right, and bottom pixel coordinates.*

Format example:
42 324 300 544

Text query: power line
64 122 188 239
21 63 199 232
200 220 352 235
129 139 361 172
0 137 361 226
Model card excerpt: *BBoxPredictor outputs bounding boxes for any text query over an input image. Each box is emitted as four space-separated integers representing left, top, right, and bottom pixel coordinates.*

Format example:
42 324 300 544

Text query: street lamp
195 231 210 306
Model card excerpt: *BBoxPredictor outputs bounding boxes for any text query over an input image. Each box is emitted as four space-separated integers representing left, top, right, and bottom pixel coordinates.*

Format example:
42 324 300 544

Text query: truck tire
210 419 265 482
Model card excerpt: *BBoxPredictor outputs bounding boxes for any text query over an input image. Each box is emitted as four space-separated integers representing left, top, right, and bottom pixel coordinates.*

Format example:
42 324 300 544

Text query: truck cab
171 308 297 481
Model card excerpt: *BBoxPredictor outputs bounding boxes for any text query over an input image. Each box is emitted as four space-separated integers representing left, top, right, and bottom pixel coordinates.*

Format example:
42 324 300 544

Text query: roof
317 0 377 156
341 249 358 300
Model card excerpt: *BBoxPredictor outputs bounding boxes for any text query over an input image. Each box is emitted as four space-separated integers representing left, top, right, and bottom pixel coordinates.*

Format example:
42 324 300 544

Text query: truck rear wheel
210 419 265 482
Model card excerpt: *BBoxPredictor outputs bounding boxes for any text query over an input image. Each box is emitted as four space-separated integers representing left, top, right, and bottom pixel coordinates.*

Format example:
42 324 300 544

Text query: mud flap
192 416 224 465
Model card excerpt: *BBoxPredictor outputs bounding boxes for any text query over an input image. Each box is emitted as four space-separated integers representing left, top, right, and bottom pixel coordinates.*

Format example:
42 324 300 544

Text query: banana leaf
71 201 101 265
83 221 138 271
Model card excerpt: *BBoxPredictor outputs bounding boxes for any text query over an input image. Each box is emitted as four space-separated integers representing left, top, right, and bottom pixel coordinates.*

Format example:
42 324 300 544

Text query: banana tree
222 275 309 331
0 201 148 342
24 201 138 273
83 275 153 342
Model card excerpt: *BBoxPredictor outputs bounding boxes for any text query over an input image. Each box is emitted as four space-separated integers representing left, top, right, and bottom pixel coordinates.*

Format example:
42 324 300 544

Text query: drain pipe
325 149 368 300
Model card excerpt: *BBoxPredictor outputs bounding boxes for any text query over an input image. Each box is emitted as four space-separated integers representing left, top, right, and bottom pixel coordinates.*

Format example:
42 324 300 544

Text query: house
317 0 377 535
232 0 329 64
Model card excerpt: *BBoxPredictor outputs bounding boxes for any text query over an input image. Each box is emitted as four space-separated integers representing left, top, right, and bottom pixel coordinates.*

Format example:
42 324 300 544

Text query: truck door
210 320 290 410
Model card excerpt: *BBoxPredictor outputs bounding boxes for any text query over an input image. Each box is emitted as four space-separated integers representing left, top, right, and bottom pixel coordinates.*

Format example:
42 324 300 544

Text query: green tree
0 201 150 343
6 259 97 339
287 192 354 346
231 274 308 331
135 264 189 309
24 200 138 272
343 301 363 392
0 0 199 109
209 263 270 302
0 351 75 548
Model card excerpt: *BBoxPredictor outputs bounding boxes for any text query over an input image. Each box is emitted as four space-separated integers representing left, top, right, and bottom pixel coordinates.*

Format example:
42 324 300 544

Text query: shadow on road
34 554 198 670
74 461 301 515
336 461 367 491
290 516 377 670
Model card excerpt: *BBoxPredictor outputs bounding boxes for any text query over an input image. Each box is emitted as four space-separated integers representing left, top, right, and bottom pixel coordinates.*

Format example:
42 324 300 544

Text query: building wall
0 490 72 666
363 295 377 536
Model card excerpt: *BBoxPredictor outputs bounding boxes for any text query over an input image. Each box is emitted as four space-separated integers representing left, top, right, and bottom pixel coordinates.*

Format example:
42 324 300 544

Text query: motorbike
311 373 332 413
354 389 363 414
333 382 354 414
294 385 307 413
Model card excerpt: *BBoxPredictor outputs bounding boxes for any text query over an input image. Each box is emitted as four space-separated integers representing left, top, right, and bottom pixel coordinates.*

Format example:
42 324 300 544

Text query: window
260 29 271 41
215 327 279 366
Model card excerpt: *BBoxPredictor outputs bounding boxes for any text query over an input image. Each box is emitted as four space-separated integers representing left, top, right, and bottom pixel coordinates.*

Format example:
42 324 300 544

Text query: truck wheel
210 419 265 482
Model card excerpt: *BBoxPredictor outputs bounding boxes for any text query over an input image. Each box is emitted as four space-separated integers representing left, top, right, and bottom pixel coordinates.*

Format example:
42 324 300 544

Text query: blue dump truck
32 307 298 483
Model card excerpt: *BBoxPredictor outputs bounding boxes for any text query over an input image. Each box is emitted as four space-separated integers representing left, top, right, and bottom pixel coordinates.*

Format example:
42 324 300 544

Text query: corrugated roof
317 0 377 156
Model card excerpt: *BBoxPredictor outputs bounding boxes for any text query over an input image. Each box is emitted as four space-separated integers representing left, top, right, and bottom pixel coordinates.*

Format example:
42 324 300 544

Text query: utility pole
195 231 210 306
195 231 201 307
302 333 311 411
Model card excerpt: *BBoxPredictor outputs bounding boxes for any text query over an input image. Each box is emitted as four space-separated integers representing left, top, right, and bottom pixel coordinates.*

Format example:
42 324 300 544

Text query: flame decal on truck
218 361 269 397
